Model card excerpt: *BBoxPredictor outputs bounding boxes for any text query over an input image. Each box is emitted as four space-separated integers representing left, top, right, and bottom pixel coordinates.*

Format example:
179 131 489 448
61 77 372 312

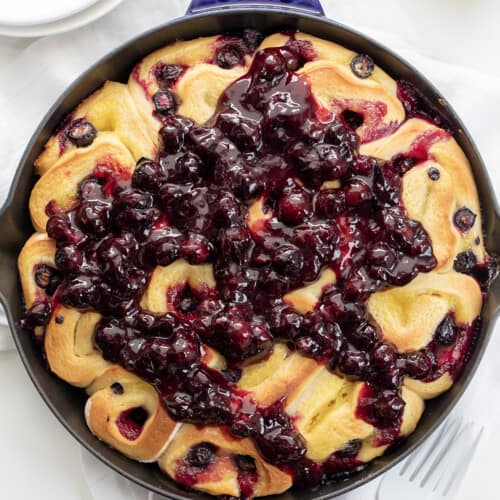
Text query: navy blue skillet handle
187 0 324 16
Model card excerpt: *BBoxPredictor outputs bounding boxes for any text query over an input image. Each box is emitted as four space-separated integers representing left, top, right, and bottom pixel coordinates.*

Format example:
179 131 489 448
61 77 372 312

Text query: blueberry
19 300 52 330
344 179 372 207
180 232 213 264
346 322 379 350
139 227 183 267
97 234 138 282
405 350 433 379
278 47 301 71
216 44 243 69
214 191 242 227
242 29 263 52
134 312 176 336
216 112 261 152
77 200 111 236
251 248 271 267
159 117 190 153
343 265 378 301
374 390 405 426
132 159 165 192
155 63 185 88
453 250 477 274
231 168 263 201
153 89 176 115
453 207 476 231
111 382 124 395
159 183 186 215
435 315 457 345
94 319 131 362
269 304 303 339
278 187 312 226
314 188 346 218
254 403 306 464
427 166 440 180
66 119 97 147
218 226 253 263
211 311 273 363
221 367 242 384
298 311 344 362
112 189 158 236
272 245 304 275
336 439 362 458
78 177 102 200
367 241 396 268
324 120 359 149
46 213 85 244
338 350 370 377
175 152 204 182
350 54 374 79
55 245 83 272
322 287 366 324
287 39 316 65
34 264 56 289
60 275 100 309
293 223 337 261
371 343 397 370
392 154 418 176
380 207 434 258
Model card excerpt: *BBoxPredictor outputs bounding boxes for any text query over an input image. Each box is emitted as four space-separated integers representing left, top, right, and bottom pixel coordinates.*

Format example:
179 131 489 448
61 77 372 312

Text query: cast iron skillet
0 0 499 498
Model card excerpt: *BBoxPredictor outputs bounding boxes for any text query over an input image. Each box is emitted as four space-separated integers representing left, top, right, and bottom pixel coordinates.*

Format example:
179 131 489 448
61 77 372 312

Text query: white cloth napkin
0 0 499 499
0 0 191 351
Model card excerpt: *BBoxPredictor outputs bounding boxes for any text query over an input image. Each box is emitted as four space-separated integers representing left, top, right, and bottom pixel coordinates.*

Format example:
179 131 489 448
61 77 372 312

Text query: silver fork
376 417 484 499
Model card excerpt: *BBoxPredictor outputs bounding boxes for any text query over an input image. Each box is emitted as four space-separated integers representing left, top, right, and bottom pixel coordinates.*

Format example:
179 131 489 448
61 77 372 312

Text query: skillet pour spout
1 0 500 498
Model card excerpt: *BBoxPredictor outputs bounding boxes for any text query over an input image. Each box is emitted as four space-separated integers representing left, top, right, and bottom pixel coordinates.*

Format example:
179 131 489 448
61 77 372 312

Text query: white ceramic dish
0 0 123 37
0 0 99 26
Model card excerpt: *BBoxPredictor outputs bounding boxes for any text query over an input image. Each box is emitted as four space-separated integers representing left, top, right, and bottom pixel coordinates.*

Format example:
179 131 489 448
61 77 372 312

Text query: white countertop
0 1 499 499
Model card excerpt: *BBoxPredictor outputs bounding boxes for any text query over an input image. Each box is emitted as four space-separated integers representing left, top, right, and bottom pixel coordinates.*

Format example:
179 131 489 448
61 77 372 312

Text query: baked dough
18 30 489 498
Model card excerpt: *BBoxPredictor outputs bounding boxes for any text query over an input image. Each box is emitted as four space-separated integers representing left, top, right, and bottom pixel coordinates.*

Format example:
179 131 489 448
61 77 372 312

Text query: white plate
0 0 123 37
0 0 100 26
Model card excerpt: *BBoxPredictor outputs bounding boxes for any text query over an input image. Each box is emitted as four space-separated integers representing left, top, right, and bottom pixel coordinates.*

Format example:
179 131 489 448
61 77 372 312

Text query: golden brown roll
368 270 482 352
361 118 486 270
44 305 109 387
85 365 179 462
157 424 292 497
35 82 155 174
18 233 56 308
30 133 135 232
128 36 249 135
140 258 216 314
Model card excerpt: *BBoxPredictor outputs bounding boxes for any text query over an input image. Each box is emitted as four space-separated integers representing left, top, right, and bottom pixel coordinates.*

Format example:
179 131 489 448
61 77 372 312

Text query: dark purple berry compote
20 30 498 494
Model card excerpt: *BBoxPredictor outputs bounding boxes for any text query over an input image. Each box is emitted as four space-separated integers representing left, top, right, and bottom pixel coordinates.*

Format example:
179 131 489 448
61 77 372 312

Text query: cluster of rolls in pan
19 29 496 498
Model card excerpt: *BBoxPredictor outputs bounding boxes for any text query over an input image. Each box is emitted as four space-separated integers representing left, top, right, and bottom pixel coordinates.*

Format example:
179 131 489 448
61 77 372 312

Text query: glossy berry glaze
21 31 498 494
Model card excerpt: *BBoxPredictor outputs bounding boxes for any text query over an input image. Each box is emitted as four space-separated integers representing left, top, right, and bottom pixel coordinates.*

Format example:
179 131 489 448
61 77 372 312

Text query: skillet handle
187 0 325 16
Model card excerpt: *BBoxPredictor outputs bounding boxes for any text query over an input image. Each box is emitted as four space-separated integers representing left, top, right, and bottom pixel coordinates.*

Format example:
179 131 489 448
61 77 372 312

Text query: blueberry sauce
20 30 497 491
356 384 404 446
397 80 452 131
116 407 149 440
214 30 263 69
235 455 259 497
